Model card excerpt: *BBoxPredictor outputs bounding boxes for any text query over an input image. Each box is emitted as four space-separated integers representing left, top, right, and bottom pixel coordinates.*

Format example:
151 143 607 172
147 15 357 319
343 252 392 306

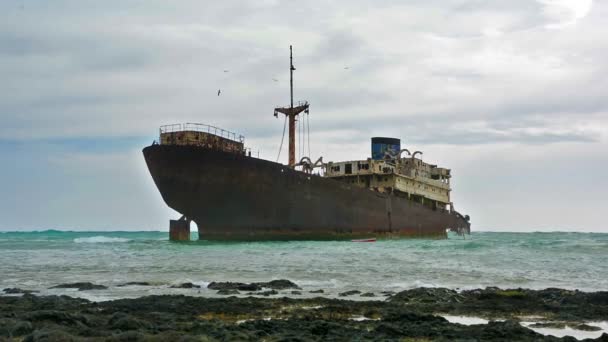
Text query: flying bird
344 66 350 70
223 70 229 73
217 89 221 96
272 78 279 82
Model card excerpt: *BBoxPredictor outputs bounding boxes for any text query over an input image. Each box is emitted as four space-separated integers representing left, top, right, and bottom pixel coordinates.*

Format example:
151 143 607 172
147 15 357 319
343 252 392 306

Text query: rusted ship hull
143 144 470 240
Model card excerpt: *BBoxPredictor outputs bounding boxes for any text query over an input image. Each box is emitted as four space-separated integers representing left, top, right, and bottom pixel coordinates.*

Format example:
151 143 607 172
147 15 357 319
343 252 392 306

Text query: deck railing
274 101 309 109
160 123 245 143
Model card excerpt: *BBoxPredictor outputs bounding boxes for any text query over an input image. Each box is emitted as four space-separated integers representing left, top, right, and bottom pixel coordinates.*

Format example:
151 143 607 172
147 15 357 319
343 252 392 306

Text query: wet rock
483 320 542 340
170 282 200 289
258 290 279 296
3 288 38 294
339 290 361 297
108 312 151 330
373 322 405 337
245 290 279 296
24 329 78 342
12 321 34 336
238 284 262 291
255 279 300 290
217 289 240 295
309 289 324 294
390 287 460 304
529 322 566 329
291 291 302 295
574 323 602 331
208 282 260 292
0 319 34 337
116 282 152 287
23 310 89 326
49 282 108 291
208 279 299 291
107 331 146 341
360 292 376 297
388 287 608 322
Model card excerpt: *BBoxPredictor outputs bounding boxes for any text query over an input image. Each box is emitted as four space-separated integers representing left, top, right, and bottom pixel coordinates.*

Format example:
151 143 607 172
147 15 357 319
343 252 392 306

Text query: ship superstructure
325 139 457 214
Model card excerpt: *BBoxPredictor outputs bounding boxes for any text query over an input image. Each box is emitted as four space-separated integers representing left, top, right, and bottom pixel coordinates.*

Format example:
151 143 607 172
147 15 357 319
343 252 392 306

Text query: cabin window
331 166 340 172
345 163 352 175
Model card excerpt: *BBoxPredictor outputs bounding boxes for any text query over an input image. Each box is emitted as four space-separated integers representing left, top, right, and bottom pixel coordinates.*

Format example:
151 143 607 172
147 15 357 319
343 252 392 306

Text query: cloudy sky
1 0 606 232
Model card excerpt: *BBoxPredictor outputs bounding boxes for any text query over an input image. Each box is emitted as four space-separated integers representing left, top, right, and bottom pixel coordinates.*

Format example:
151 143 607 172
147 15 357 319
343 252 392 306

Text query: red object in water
351 238 376 242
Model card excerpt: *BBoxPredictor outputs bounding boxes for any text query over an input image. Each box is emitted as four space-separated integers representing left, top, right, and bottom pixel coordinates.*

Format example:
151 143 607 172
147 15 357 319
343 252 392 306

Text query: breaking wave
73 236 131 244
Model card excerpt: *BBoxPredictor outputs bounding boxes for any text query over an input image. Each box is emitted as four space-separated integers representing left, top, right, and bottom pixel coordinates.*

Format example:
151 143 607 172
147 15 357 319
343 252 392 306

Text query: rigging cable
297 117 300 160
307 111 311 158
276 115 287 162
303 112 307 157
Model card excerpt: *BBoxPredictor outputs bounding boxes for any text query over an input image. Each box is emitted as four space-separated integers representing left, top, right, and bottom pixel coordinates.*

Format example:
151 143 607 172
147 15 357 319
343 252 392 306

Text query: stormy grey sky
1 0 606 231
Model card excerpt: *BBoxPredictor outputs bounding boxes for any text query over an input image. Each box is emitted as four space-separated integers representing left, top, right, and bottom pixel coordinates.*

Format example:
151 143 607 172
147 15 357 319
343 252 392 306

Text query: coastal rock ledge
208 279 300 292
1 287 607 341
48 282 108 291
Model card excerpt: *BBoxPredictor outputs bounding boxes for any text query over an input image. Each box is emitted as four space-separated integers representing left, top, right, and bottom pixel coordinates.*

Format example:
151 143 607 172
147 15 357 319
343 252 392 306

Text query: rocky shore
1 282 608 341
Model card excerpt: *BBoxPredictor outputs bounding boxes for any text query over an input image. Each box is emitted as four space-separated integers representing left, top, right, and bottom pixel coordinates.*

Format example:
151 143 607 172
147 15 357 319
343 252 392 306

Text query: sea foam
73 236 131 244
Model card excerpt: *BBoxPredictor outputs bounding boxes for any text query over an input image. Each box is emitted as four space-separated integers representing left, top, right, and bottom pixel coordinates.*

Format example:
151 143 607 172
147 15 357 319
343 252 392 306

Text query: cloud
538 0 594 28
1 0 606 145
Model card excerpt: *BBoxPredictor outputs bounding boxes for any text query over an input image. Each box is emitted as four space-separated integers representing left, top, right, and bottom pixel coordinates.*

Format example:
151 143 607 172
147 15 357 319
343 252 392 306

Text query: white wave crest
74 236 131 244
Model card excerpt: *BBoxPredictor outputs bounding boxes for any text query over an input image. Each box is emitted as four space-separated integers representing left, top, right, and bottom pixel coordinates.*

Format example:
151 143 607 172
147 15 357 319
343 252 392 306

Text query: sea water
0 230 607 302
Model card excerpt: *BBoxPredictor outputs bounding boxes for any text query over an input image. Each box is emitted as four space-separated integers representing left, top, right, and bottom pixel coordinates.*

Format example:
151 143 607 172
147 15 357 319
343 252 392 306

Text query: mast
288 45 295 167
274 45 309 168
290 45 294 109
